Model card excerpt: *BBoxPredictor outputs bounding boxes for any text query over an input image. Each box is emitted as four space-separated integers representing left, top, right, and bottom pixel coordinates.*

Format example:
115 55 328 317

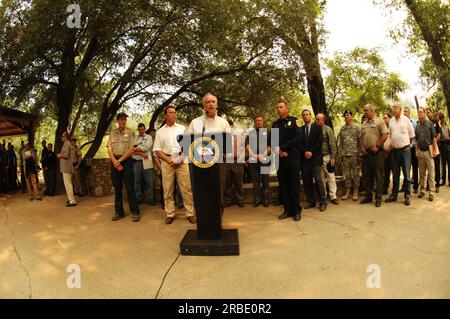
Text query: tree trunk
304 61 332 129
83 118 114 159
69 100 85 138
404 0 450 116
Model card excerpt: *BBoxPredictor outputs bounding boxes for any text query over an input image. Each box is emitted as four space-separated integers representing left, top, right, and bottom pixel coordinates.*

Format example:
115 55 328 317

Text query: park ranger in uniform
107 112 140 222
360 104 389 207
337 110 361 201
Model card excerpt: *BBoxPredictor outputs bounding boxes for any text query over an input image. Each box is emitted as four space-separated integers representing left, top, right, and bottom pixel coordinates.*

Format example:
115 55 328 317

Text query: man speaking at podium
188 93 231 207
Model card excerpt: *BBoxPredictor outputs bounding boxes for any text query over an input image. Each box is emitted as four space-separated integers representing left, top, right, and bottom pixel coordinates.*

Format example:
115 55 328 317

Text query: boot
342 189 350 200
352 190 359 201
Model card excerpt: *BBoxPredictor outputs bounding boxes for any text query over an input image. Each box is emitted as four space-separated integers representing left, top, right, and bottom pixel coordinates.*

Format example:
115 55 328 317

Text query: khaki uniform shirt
361 117 388 150
107 127 135 156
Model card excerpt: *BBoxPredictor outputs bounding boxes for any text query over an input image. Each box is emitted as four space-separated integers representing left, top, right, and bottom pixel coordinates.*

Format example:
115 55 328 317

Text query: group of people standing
106 93 448 225
0 135 84 203
275 100 447 222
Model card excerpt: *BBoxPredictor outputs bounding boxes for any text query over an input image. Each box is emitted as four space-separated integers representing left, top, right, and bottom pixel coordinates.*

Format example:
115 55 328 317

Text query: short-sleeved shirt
389 115 415 149
153 122 186 155
271 116 301 154
361 117 389 150
132 133 153 162
187 115 231 134
246 128 271 162
60 141 73 174
415 120 436 151
107 127 135 156
432 120 442 139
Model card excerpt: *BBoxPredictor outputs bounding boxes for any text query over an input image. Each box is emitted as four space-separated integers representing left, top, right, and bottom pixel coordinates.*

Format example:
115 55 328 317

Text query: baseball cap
343 110 352 116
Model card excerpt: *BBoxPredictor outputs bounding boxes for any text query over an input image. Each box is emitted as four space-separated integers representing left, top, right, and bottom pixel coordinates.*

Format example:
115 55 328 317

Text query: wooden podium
178 132 239 256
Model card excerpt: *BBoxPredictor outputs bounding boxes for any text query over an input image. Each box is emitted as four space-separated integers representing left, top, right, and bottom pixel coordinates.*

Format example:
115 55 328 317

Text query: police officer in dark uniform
272 100 302 221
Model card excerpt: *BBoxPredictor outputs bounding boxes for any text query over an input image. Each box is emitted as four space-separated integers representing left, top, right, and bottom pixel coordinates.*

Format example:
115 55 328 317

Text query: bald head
315 113 325 126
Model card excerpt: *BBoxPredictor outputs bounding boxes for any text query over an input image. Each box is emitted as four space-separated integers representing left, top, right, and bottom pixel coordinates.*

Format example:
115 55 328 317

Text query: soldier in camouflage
337 110 361 201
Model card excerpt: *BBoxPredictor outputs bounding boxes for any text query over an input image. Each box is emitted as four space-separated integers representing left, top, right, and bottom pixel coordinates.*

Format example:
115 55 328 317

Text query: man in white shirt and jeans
385 102 415 206
153 106 195 225
133 123 155 205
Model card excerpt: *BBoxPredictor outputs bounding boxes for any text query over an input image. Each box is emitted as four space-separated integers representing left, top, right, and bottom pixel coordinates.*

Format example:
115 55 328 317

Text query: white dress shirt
187 114 231 134
389 115 415 149
153 122 186 156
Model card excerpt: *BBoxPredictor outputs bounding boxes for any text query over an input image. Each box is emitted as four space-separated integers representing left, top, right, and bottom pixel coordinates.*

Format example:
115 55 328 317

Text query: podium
178 132 239 256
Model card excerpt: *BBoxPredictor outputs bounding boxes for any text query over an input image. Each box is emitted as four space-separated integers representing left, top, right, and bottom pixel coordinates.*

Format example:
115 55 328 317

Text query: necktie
306 125 310 141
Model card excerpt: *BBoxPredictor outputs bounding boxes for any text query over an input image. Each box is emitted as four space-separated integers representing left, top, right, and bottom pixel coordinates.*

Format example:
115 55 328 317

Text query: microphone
202 110 209 134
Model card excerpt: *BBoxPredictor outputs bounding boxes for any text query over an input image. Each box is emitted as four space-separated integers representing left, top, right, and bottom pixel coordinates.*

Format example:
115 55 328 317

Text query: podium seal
190 136 220 168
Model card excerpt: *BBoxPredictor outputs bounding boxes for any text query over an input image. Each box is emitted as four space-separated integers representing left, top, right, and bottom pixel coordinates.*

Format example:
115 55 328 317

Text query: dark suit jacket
300 123 323 167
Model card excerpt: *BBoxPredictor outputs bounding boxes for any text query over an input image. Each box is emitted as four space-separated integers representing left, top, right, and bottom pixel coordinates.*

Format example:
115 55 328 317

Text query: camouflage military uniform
338 123 361 190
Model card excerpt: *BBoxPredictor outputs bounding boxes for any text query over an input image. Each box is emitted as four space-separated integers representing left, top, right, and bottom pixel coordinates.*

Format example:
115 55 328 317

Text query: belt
393 145 409 151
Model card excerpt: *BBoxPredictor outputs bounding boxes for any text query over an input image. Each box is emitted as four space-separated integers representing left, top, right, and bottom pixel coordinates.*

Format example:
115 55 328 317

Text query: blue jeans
133 160 155 203
391 147 411 197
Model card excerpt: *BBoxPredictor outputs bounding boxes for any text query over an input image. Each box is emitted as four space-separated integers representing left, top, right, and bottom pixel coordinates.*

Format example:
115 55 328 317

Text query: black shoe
405 195 411 206
224 202 232 208
293 214 301 221
132 214 140 222
375 200 381 207
278 212 290 219
112 214 125 221
187 216 196 224
330 199 339 205
253 202 261 208
385 195 397 203
304 202 316 209
165 217 175 224
238 202 245 208
263 202 270 207
319 204 327 212
360 197 372 204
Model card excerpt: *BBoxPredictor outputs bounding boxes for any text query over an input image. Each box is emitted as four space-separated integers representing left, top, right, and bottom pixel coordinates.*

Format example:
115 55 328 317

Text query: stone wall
82 158 115 197
81 158 163 199
81 158 345 204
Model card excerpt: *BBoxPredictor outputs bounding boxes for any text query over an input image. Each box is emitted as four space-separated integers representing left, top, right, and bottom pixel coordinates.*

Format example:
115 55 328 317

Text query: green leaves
325 47 408 118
